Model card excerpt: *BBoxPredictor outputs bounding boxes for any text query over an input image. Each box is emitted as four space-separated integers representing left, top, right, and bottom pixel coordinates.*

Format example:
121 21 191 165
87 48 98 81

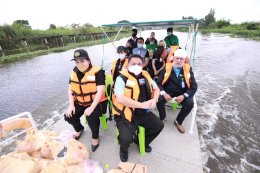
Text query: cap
174 49 187 58
71 49 89 61
117 46 126 52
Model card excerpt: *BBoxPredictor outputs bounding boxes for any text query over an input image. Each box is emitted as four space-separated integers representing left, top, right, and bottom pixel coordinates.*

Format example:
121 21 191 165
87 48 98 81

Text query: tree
117 20 130 24
215 19 230 28
12 20 31 29
182 16 194 20
83 23 93 27
204 8 216 27
49 24 57 30
70 23 80 29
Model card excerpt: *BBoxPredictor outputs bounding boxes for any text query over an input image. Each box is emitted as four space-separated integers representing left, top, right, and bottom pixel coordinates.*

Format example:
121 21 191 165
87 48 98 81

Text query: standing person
111 46 129 82
64 49 107 152
127 29 138 49
132 37 149 69
151 46 167 79
145 32 158 45
164 27 179 48
156 49 197 133
112 54 164 162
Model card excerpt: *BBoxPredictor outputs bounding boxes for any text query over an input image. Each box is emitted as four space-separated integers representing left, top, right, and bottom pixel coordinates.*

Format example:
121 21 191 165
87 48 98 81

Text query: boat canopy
99 19 199 67
101 19 200 28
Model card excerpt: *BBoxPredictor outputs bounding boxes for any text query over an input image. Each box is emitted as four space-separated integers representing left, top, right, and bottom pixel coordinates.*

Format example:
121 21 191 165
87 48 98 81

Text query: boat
0 19 203 173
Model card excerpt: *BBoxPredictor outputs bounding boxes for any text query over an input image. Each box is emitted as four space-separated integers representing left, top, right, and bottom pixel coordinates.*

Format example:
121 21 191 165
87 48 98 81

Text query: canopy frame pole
188 23 199 134
185 25 191 51
99 26 117 49
188 96 197 134
113 26 124 43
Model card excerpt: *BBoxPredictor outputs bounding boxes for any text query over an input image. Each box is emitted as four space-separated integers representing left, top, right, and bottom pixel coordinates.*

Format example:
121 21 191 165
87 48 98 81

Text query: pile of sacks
0 129 101 173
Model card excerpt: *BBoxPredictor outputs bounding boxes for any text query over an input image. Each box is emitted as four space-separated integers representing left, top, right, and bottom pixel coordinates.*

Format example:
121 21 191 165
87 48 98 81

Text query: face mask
167 32 171 36
128 65 142 76
117 53 125 60
137 43 143 48
77 66 86 72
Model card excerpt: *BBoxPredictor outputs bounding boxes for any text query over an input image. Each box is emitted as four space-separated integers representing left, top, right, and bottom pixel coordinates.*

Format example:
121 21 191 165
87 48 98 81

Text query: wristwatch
183 93 189 98
160 91 166 96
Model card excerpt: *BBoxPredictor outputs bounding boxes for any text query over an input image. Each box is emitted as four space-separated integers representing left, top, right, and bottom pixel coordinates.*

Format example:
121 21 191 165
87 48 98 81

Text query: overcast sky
0 0 259 29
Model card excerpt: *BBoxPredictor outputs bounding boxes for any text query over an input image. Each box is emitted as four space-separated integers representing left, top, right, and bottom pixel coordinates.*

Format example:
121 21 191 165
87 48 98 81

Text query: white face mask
128 65 142 76
117 53 125 60
137 43 143 48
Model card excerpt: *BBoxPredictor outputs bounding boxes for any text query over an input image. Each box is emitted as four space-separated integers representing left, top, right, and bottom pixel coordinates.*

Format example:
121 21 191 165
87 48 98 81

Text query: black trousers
115 111 164 153
64 100 107 139
156 95 194 124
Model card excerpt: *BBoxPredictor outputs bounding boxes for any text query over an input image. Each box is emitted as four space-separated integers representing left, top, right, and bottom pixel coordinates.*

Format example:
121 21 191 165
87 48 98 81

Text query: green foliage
204 8 216 27
241 22 260 30
117 20 130 23
214 19 231 28
182 16 194 20
49 24 57 30
12 20 31 29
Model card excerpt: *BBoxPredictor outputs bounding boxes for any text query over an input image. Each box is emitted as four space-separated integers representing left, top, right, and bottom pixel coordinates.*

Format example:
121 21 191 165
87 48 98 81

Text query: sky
0 0 259 30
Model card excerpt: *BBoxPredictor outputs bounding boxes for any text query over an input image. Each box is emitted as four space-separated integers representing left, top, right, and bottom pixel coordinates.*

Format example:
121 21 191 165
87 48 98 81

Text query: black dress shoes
74 128 84 140
119 150 128 162
145 145 152 153
91 144 99 152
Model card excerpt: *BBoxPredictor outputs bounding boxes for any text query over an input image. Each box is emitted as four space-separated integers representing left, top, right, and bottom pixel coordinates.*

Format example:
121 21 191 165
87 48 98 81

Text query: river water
0 30 259 173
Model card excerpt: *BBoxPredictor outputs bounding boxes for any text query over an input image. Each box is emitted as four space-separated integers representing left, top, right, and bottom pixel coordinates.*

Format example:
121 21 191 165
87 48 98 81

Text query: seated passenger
156 49 197 133
113 54 164 162
145 32 158 45
111 46 128 82
164 27 179 48
151 46 167 79
64 49 107 152
132 37 149 69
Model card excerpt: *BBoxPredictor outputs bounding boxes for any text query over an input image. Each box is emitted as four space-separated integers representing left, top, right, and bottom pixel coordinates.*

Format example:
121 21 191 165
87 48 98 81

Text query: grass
0 33 130 64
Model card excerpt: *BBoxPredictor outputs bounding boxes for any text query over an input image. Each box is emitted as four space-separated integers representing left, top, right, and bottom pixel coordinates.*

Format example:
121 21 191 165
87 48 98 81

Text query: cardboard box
108 162 147 173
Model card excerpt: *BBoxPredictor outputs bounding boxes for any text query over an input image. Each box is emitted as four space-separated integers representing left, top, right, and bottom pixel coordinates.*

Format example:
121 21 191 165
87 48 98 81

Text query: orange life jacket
112 70 153 122
111 58 128 81
166 46 180 63
162 63 191 89
70 66 106 106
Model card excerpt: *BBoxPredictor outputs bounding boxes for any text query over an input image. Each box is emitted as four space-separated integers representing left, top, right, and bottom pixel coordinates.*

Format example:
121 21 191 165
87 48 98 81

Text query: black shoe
119 150 128 162
74 128 84 140
91 144 99 152
145 146 152 153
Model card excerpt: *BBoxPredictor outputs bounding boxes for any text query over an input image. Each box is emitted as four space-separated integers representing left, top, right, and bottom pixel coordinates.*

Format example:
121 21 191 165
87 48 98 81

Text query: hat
117 46 126 52
174 49 187 58
71 49 89 61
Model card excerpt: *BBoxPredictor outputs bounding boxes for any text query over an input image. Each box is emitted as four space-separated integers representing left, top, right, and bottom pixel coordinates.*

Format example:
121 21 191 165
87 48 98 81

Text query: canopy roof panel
101 19 200 28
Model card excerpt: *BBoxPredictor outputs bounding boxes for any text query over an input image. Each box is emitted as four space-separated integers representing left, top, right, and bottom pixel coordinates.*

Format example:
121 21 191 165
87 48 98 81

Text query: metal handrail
0 112 37 147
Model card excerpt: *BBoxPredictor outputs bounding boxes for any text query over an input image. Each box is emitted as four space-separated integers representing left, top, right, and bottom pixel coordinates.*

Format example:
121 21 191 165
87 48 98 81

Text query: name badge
126 80 136 87
87 75 95 81
139 78 145 85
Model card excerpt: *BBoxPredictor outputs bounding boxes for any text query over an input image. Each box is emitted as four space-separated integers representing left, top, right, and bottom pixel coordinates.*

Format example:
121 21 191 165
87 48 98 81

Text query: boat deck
51 106 203 173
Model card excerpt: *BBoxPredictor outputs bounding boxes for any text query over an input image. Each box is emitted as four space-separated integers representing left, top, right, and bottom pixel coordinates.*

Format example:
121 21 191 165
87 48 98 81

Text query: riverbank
0 33 130 64
177 27 260 40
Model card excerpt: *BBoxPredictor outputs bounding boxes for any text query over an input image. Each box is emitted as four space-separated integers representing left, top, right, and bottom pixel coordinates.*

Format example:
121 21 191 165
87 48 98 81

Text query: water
0 30 259 172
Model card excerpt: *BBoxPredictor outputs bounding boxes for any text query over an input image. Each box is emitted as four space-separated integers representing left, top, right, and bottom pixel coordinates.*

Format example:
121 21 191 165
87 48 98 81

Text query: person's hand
175 95 184 103
149 98 157 109
65 105 75 118
141 100 152 110
154 70 158 75
84 107 94 116
163 94 172 102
